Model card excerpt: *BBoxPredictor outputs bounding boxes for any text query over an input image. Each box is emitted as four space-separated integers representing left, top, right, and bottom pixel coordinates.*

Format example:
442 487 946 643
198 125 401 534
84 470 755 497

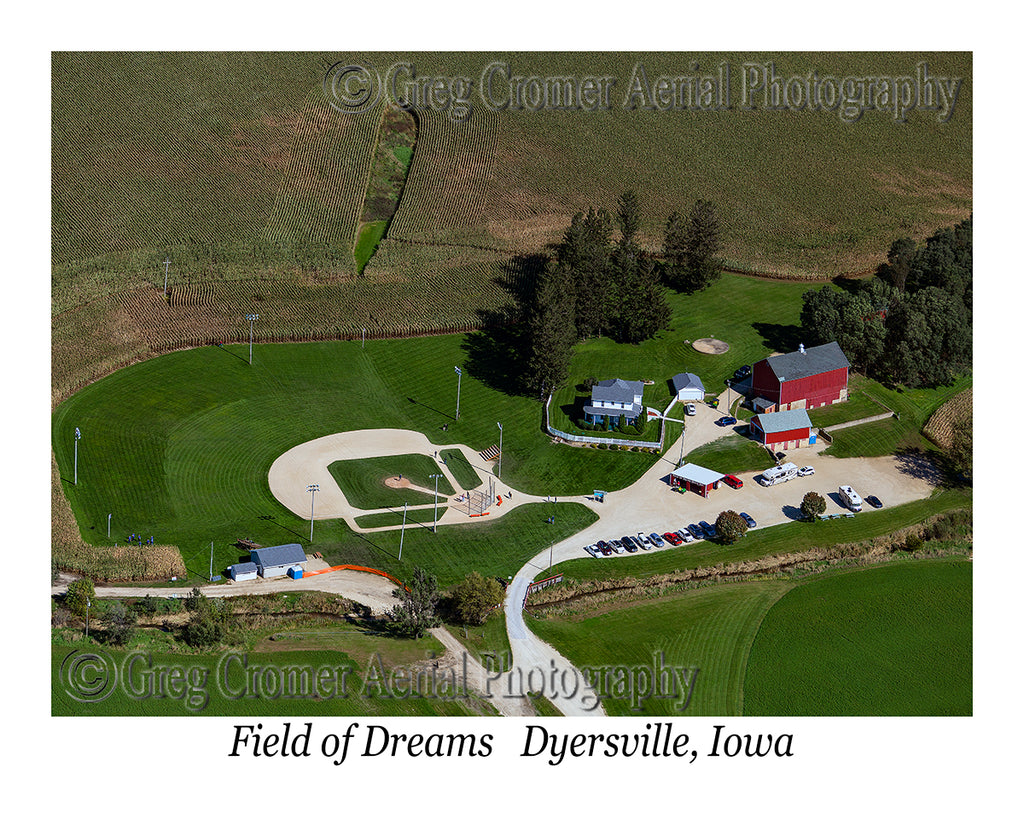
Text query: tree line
524 192 723 398
799 216 972 389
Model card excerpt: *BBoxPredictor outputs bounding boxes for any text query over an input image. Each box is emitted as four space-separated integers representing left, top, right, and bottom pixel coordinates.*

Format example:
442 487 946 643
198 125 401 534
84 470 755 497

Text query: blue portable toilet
288 566 303 579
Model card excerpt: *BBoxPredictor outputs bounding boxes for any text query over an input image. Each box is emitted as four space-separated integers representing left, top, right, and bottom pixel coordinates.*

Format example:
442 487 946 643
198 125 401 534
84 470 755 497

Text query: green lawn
528 558 971 716
682 430 776 476
529 581 790 715
441 448 483 490
327 455 454 510
354 220 388 272
353 507 446 529
812 374 973 459
743 559 972 715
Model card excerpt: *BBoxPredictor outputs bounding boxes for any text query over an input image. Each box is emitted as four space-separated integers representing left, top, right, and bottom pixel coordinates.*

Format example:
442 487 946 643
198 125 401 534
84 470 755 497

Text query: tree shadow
256 514 307 543
893 447 959 489
752 322 803 354
781 504 805 521
460 253 546 397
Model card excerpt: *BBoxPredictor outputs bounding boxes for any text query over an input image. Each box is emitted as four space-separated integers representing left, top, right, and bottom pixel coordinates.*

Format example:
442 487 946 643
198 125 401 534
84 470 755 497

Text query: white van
761 462 798 486
838 485 863 512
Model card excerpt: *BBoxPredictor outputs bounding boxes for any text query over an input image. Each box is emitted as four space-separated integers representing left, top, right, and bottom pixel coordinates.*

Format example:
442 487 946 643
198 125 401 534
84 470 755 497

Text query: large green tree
390 566 440 638
881 286 971 388
557 208 613 340
715 510 748 544
524 261 577 398
800 491 827 521
449 572 504 625
662 199 723 293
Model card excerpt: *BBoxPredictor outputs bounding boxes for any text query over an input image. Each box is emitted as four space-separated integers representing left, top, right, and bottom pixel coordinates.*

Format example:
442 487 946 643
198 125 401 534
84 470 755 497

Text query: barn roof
251 543 307 567
765 342 850 382
752 408 812 434
670 462 726 486
670 372 705 394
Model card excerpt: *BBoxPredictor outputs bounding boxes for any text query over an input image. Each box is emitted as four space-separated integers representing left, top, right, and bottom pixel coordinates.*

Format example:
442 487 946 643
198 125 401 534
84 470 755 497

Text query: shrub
448 572 504 625
64 578 95 619
800 491 827 520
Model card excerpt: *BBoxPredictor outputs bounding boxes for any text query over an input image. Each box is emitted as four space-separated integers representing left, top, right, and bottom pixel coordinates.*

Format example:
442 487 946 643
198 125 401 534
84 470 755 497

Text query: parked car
611 539 627 554
734 365 751 380
797 465 815 477
722 474 743 489
865 495 883 508
684 403 697 416
585 544 601 558
621 537 638 553
699 520 717 539
597 541 613 556
676 529 695 543
687 523 705 540
630 535 649 551
715 416 738 427
739 512 757 528
663 532 682 546
637 532 651 545
648 532 665 547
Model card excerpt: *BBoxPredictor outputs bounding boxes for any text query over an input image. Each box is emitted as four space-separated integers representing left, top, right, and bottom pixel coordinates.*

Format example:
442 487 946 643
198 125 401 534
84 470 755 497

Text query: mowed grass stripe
742 560 972 715
528 581 789 716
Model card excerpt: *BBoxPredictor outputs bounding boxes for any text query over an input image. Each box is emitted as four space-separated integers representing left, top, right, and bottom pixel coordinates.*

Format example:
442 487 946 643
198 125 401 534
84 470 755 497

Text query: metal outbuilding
227 562 258 581
250 543 307 578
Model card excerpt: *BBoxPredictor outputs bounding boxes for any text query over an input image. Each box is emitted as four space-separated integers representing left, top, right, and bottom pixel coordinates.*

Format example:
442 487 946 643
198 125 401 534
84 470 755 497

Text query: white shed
670 372 706 402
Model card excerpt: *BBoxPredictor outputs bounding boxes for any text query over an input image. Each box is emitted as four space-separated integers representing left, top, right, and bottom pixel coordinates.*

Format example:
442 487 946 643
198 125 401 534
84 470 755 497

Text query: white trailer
838 485 863 512
761 462 798 486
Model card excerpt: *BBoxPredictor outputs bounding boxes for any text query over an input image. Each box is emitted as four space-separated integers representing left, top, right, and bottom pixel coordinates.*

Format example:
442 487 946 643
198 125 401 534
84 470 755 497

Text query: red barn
749 341 849 412
750 408 815 451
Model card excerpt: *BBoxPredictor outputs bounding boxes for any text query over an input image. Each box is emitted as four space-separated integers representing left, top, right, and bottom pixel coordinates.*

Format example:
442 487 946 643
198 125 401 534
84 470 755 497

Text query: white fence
544 393 668 452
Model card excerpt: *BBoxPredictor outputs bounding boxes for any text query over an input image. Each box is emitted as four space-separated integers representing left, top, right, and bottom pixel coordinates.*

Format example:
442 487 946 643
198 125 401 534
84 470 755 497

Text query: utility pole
74 427 81 485
496 421 503 480
454 366 462 420
307 484 319 543
399 501 408 560
163 257 170 296
209 541 214 582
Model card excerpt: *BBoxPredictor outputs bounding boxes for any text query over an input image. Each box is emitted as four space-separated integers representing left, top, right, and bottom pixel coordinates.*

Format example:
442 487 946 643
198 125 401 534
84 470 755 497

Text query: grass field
743 559 972 715
440 448 483 490
327 455 455 509
528 558 971 716
681 431 776 476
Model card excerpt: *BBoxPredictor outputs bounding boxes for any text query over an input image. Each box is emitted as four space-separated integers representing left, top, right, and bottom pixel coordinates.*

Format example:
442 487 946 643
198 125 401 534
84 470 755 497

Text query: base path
267 429 543 531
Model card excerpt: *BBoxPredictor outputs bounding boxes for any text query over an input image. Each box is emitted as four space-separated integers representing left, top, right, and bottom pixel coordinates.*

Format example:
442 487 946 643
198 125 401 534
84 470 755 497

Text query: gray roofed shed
753 408 812 433
670 372 705 396
251 543 307 570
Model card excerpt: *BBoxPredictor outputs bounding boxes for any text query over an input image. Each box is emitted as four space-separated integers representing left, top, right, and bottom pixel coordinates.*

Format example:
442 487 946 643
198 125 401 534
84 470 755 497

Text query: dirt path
428 627 533 717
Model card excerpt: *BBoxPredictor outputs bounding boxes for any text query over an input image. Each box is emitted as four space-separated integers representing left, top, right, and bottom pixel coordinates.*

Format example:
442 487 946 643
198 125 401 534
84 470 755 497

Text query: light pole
85 598 91 639
430 473 442 532
307 484 319 543
399 501 408 560
246 313 259 365
454 366 462 420
74 427 81 485
107 513 112 539
163 257 170 296
496 421 503 480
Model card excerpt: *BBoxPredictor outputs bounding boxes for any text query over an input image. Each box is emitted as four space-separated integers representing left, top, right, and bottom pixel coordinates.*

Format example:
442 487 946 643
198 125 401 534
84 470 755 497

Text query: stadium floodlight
307 484 319 543
74 427 81 485
430 474 442 532
496 421 503 480
454 366 463 420
246 313 259 364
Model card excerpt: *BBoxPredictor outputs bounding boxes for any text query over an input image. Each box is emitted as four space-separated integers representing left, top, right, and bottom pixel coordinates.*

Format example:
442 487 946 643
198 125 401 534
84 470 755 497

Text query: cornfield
923 388 973 449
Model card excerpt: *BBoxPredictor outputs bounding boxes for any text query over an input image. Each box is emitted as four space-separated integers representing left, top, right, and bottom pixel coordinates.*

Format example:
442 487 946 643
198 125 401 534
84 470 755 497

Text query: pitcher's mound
384 476 412 489
693 338 730 354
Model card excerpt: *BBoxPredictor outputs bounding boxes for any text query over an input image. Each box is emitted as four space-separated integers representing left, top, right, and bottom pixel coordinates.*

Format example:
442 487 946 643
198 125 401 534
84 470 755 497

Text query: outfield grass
551 488 971 583
743 559 972 715
353 507 446 529
327 454 455 509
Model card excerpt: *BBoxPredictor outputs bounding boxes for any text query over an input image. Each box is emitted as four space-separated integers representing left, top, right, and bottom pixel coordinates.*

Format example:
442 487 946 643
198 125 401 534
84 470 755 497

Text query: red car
722 474 743 489
662 532 682 545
